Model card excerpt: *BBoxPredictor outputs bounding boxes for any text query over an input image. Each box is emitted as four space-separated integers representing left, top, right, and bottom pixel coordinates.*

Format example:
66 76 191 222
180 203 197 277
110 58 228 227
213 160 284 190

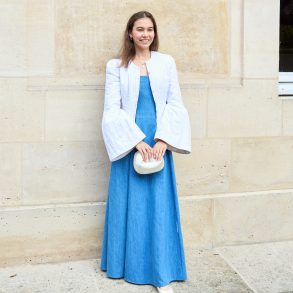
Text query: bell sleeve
102 59 146 162
154 56 191 154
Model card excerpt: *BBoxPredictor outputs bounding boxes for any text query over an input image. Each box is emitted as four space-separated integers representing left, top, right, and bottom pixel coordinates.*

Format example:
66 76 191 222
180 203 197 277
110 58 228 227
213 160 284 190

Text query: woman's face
129 17 155 51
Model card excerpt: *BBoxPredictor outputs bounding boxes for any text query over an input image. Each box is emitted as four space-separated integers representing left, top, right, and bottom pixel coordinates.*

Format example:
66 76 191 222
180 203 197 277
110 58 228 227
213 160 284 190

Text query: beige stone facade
1 0 292 266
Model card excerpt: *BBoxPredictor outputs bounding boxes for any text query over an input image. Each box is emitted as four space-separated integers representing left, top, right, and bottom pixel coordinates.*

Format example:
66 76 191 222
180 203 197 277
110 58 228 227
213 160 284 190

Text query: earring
129 35 133 41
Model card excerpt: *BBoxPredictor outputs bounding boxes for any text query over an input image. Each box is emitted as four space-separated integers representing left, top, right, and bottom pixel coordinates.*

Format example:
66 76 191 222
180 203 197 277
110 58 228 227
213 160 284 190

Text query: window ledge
279 72 293 96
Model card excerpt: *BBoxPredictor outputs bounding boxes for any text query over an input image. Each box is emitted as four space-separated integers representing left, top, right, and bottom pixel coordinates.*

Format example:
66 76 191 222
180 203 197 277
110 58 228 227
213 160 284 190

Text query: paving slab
0 248 252 293
215 241 293 293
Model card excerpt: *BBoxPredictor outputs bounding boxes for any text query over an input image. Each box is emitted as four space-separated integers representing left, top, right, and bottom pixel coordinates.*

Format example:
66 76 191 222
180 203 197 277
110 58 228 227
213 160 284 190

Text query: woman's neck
134 49 151 60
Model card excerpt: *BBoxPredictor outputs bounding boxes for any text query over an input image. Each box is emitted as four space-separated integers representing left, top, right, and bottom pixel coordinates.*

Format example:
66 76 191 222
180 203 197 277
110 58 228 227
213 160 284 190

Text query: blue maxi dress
100 75 187 287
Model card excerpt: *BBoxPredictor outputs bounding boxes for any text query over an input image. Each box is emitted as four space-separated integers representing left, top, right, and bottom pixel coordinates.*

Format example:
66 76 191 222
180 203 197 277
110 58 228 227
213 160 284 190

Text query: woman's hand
135 141 153 161
153 140 167 161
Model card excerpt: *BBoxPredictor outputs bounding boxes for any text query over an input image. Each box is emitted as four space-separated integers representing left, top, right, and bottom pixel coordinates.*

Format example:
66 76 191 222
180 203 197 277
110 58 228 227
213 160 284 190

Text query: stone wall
1 0 293 266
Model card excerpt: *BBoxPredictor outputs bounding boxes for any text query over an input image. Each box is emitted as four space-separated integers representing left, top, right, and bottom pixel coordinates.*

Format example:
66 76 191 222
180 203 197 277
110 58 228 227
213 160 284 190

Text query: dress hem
100 267 187 287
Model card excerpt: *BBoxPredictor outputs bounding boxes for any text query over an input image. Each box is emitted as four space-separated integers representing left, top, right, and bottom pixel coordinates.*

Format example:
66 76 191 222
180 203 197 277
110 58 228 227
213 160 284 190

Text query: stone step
1 189 293 267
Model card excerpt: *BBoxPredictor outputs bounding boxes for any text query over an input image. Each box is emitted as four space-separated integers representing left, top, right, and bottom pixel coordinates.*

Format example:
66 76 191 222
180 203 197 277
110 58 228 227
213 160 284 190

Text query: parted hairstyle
119 11 159 67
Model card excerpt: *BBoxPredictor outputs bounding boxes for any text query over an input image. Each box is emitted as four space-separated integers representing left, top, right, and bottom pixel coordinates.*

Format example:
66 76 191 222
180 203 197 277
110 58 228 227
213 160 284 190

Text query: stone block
230 0 243 79
230 137 293 192
174 139 230 196
27 0 55 76
182 88 207 138
22 142 110 205
207 80 282 137
243 0 279 78
0 1 27 76
0 79 45 142
0 203 104 267
46 90 103 141
0 1 54 77
0 144 21 206
282 100 293 136
55 0 103 76
213 190 293 246
180 197 213 249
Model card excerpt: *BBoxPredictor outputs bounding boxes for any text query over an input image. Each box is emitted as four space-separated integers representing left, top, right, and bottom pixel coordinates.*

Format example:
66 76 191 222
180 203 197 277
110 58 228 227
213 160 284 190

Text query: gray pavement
0 241 293 293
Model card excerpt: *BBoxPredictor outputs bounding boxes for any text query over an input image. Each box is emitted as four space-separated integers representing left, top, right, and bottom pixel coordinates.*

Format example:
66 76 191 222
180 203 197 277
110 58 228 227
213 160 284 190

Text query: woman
100 11 191 293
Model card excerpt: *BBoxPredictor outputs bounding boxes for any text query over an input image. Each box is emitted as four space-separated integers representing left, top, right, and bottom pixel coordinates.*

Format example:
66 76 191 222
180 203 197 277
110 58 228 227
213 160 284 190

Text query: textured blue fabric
100 76 188 287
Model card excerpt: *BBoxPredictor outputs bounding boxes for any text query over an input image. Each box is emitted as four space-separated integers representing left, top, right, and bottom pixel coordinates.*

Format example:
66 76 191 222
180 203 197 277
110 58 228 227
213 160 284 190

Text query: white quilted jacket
102 50 191 162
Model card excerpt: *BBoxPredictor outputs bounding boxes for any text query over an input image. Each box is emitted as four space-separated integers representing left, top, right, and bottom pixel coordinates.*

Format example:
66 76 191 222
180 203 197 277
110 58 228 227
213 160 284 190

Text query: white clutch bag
133 151 164 174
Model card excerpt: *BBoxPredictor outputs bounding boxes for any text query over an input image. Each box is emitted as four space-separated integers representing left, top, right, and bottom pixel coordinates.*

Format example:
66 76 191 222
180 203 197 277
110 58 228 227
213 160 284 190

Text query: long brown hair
119 11 159 67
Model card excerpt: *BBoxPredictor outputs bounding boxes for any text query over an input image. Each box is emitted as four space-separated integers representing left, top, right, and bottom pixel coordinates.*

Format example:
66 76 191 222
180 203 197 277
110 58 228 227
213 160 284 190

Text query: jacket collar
129 50 157 69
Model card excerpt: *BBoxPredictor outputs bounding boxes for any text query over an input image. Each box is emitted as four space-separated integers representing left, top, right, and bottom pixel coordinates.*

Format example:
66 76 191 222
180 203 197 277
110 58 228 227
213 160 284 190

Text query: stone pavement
0 241 293 293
